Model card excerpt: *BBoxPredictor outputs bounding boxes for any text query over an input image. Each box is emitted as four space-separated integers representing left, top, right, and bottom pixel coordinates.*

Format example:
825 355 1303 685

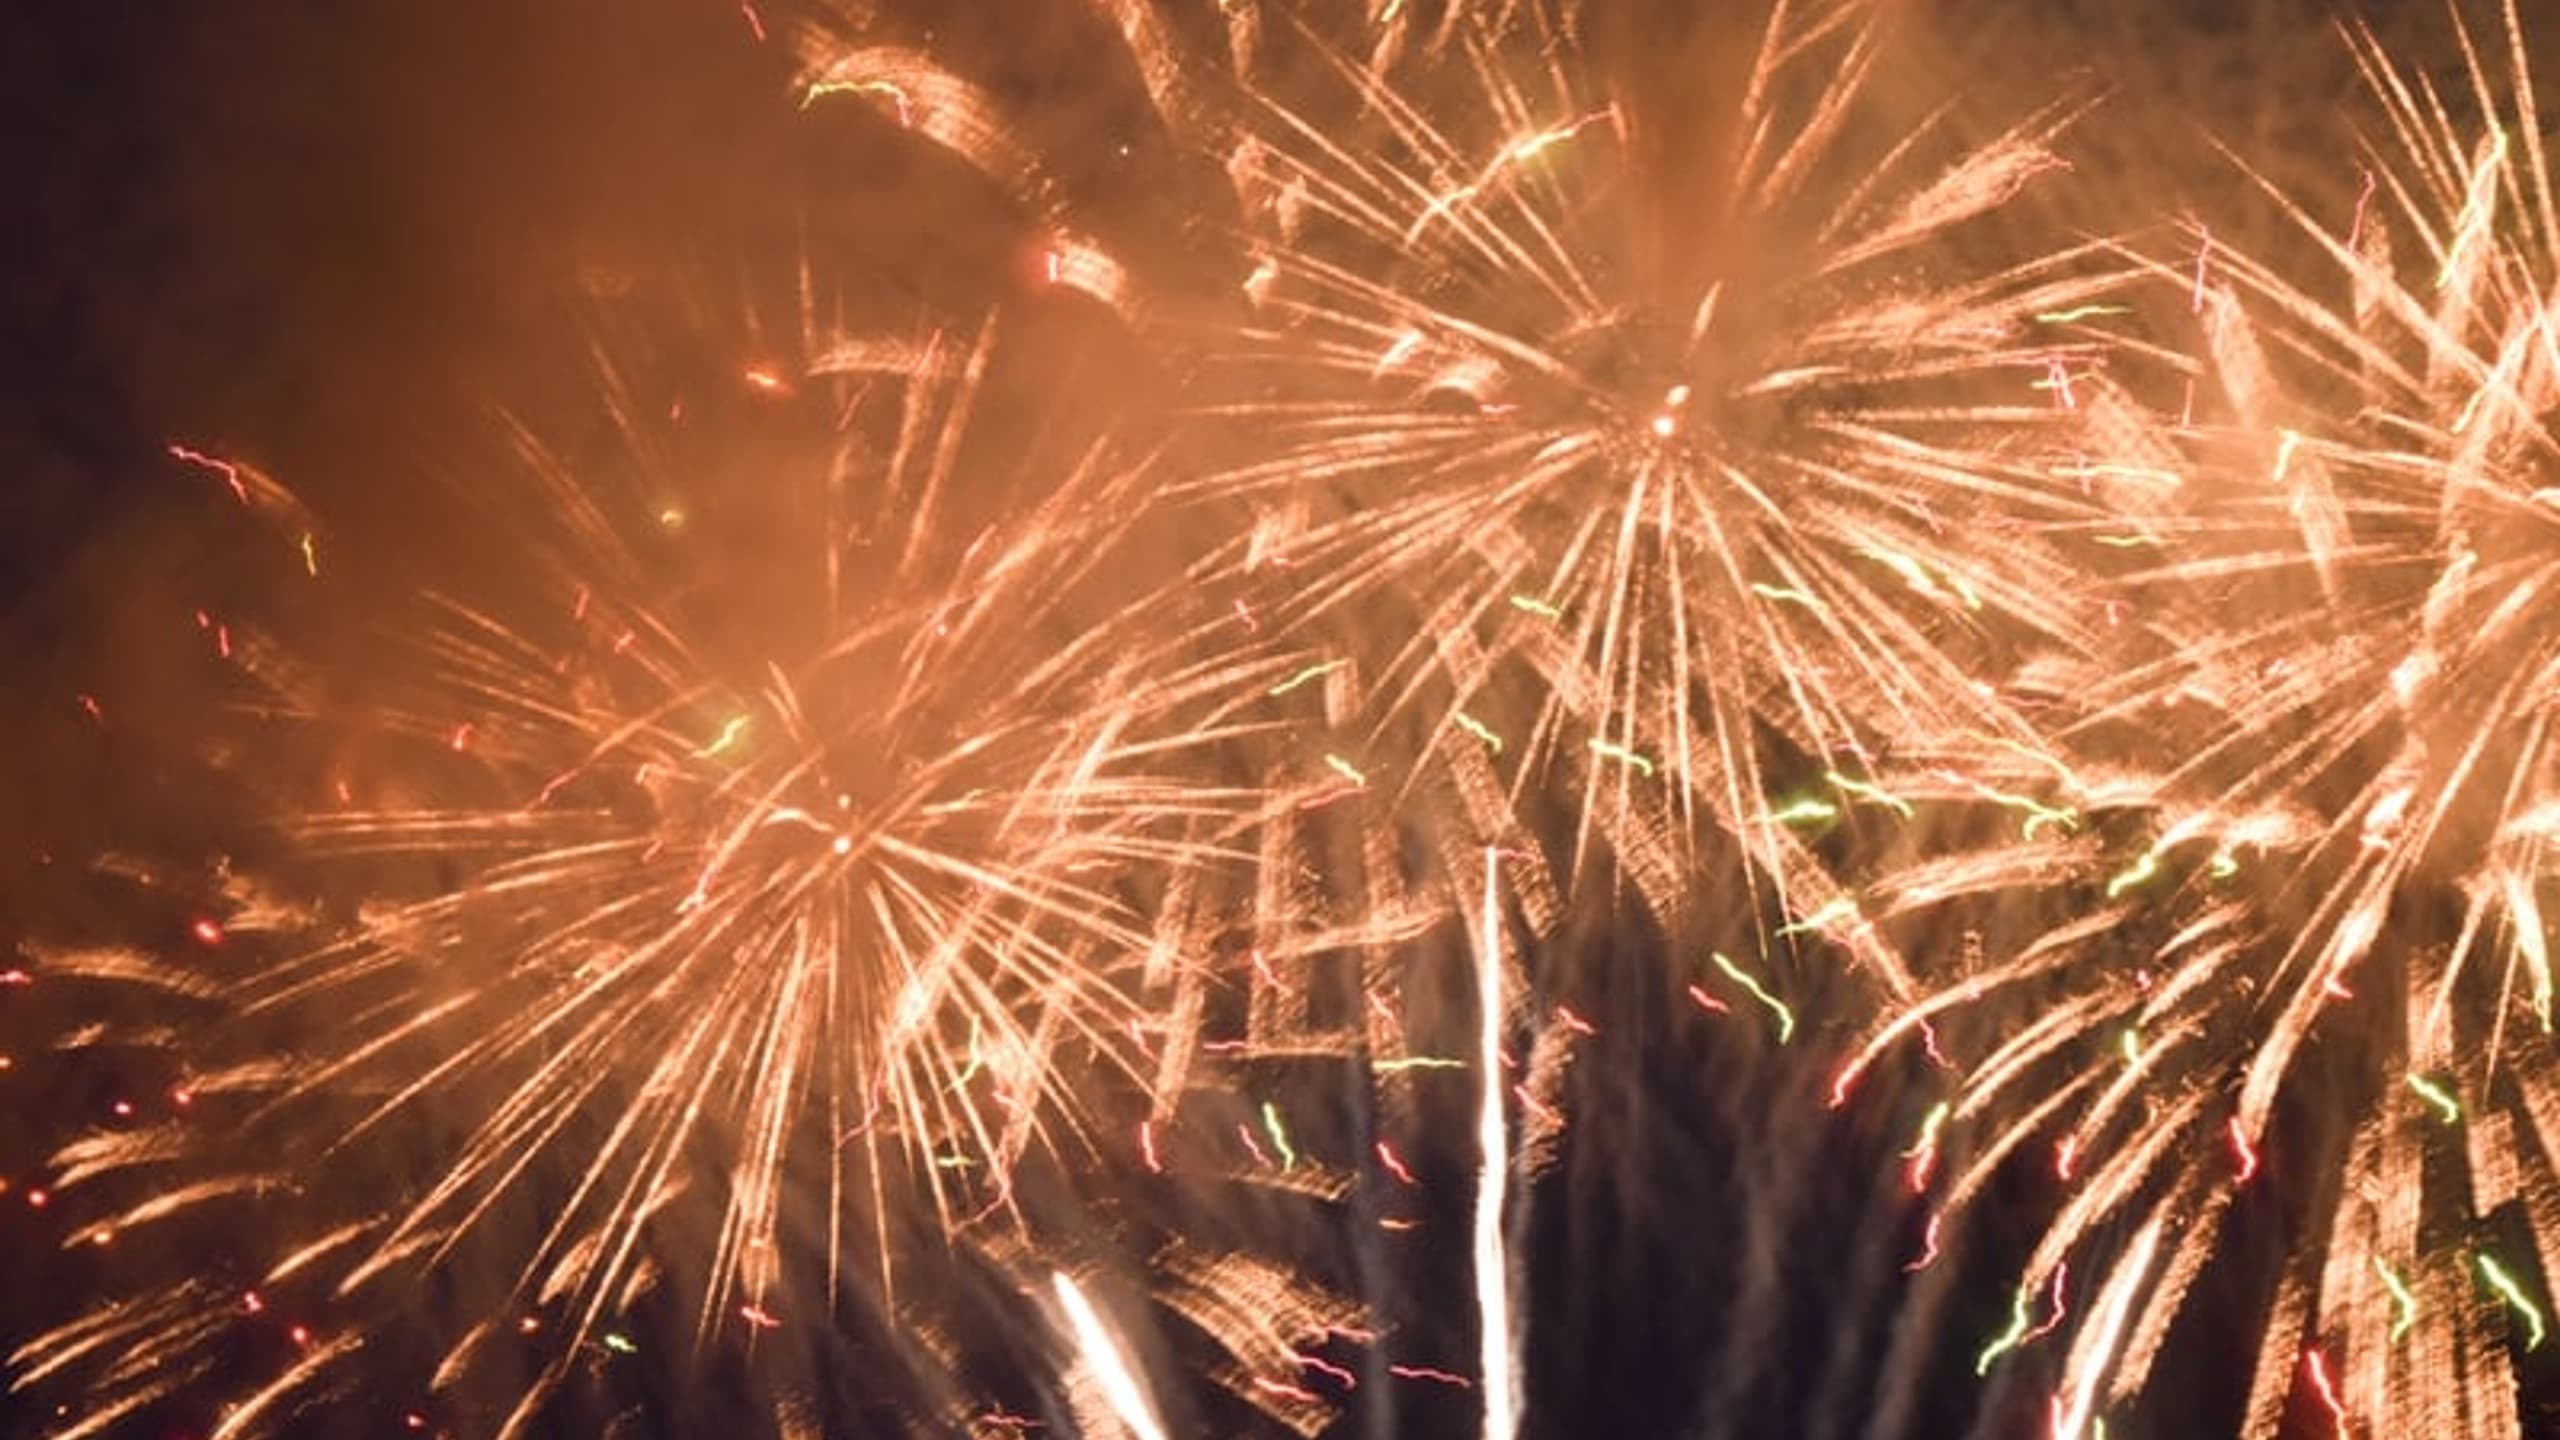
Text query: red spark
1388 1365 1471 1388
1552 1005 1596 1036
2023 1263 2069 1342
241 1291 263 1315
2055 1135 2078 1182
168 443 250 505
739 1304 782 1330
1375 1140 1418 1186
1903 1213 1943 1273
2228 1117 2261 1185
1236 1124 1272 1168
742 365 788 395
449 722 474 752
191 917 225 947
1138 1120 1164 1174
1827 1060 1864 1109
1295 1351 1358 1388
0 969 32 987
25 1188 48 1209
110 1100 133 1119
1251 1377 1321 1406
288 1325 311 1347
76 694 103 724
2302 1348 2350 1439
737 0 766 41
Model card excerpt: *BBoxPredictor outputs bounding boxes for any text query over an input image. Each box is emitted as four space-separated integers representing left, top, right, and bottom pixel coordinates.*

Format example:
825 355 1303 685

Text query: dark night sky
0 2 2462 1437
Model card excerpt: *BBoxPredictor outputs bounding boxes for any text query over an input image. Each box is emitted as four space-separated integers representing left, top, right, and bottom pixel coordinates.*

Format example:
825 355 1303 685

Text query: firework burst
1836 7 2560 1435
9 298 1299 1437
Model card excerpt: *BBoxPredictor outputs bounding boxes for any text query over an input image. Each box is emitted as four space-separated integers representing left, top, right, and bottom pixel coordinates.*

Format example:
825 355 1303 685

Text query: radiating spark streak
2405 1073 2461 1125
1268 660 1345 696
1474 848 1518 1440
1052 1273 1169 1440
2373 1259 2417 1342
1708 952 1794 1043
1453 712 1503 753
1586 739 1653 777
2438 125 2509 289
1261 1101 1298 1170
2479 1254 2546 1349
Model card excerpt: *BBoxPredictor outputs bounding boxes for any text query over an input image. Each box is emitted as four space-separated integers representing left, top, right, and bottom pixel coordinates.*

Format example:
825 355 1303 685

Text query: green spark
1777 896 1859 937
2209 851 2239 879
1766 797 1840 826
2034 304 2132 324
602 1333 638 1355
1971 786 2076 839
2104 850 2160 899
1975 1285 2034 1374
1374 1056 1467 1073
933 1150 976 1171
1261 1101 1298 1170
2406 1073 2462 1125
2374 1259 2418 1342
801 78 908 113
1268 660 1345 697
1509 595 1564 619
2480 1253 2546 1349
1454 712 1504 753
1324 754 1368 787
1826 771 1916 818
1710 952 1794 1043
694 715 749 759
1588 738 1655 777
1749 582 1826 611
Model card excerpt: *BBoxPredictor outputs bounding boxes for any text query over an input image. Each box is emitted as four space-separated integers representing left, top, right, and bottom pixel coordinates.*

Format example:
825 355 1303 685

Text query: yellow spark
1709 952 1794 1043
1777 897 1858 937
1374 1056 1467 1073
2034 304 2133 324
2374 1259 2418 1342
1453 711 1504 753
1260 1101 1298 1170
2405 1073 2461 1125
2120 1029 2142 1065
2271 429 2304 484
298 533 318 577
1750 582 1826 610
1587 738 1654 777
1825 770 1915 818
693 715 749 759
1766 798 1840 826
1508 594 1564 619
1324 754 1368 788
1268 660 1345 697
1976 1285 2034 1374
2091 534 2163 549
2479 1253 2545 1349
2104 850 2160 899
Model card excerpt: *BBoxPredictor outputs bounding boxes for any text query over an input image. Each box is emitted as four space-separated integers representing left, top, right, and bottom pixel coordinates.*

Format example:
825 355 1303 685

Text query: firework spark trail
1475 846 1519 1440
11 308 1309 1435
1054 1272 1172 1440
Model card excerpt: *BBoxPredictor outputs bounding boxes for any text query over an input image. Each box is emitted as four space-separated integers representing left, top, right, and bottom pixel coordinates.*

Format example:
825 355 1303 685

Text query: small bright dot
289 1325 311 1346
26 1188 49 1209
111 1100 133 1119
517 1315 541 1335
170 1087 194 1107
191 918 224 946
831 835 853 856
1650 414 1675 437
